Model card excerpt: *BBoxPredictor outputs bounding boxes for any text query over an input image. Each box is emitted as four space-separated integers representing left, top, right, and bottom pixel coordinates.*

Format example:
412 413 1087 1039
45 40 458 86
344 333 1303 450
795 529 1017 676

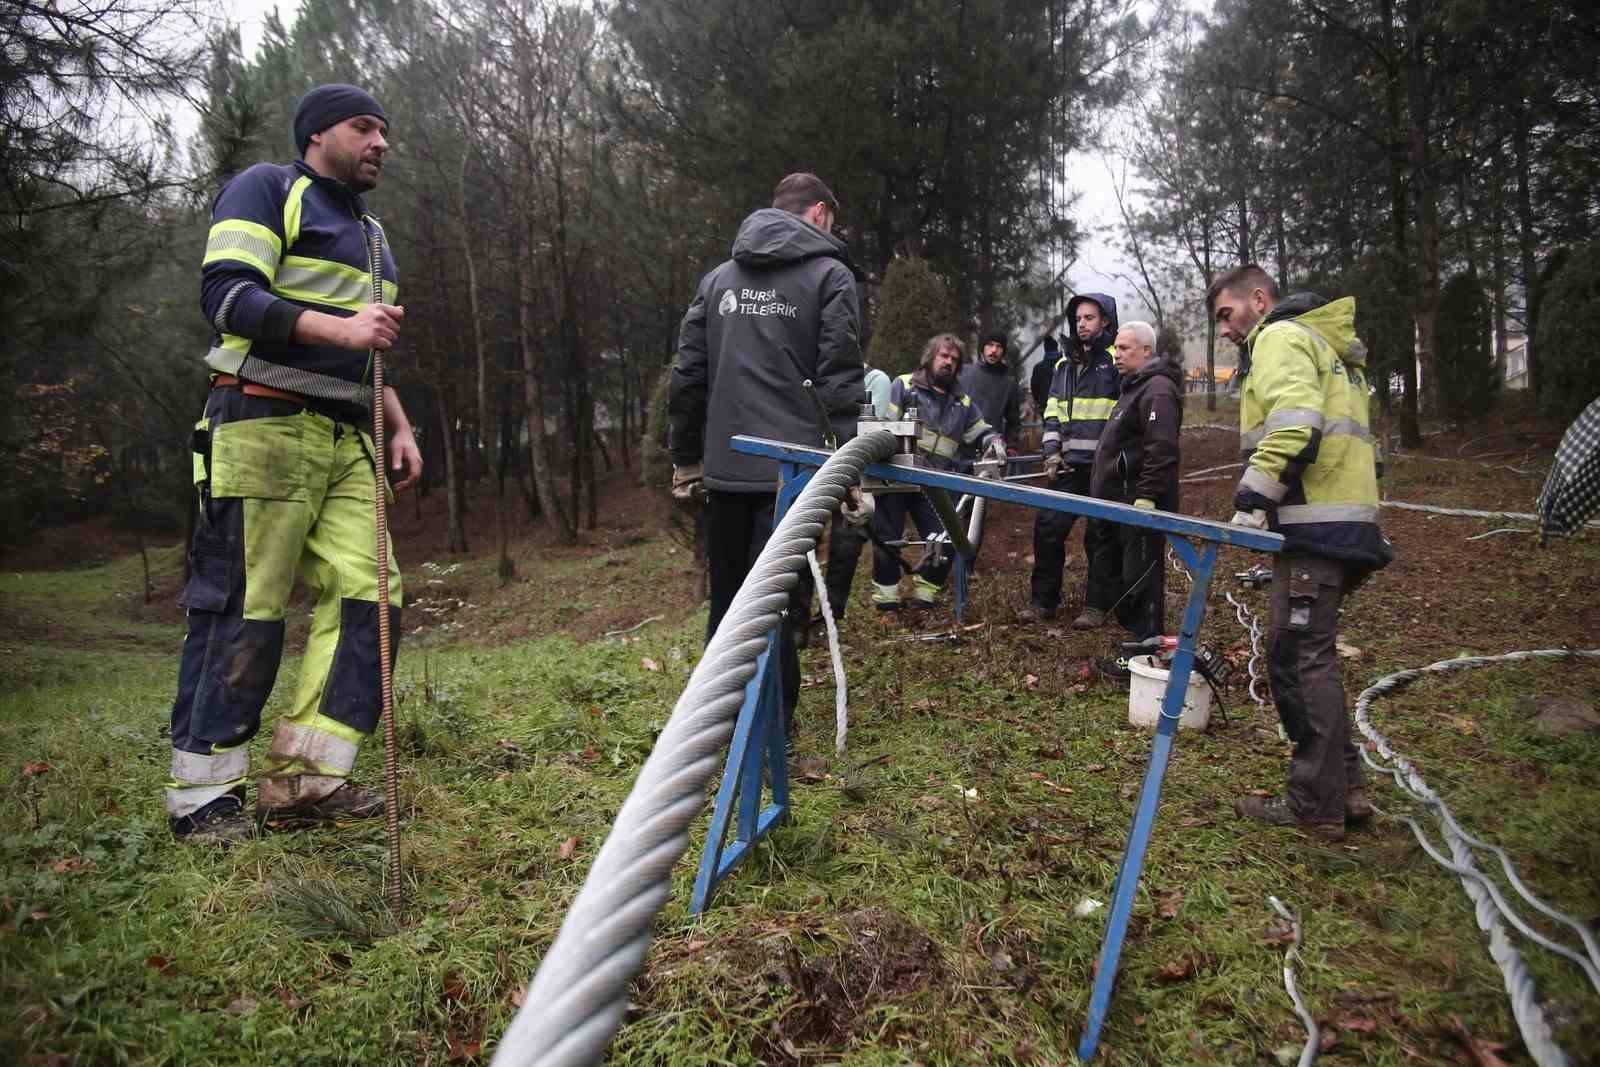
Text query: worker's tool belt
210 373 307 404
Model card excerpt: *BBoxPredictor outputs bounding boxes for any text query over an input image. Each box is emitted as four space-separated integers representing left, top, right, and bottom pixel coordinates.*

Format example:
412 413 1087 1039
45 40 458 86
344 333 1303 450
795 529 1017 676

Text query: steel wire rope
1266 895 1319 1067
1354 649 1600 1066
490 430 900 1067
362 215 404 913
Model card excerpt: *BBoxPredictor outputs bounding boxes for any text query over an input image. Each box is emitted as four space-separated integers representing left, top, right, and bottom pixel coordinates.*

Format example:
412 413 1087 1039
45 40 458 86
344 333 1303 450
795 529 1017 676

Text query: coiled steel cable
491 430 899 1067
1224 591 1269 708
363 215 404 913
1355 649 1600 1066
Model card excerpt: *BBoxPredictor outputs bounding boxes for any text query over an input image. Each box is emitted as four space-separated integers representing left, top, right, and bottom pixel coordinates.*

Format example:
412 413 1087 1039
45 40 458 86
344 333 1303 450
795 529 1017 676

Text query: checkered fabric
1538 397 1600 544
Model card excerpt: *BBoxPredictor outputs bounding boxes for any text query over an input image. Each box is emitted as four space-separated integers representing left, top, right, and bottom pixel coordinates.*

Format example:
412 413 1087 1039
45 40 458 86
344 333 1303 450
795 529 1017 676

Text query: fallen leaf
50 857 90 874
1075 663 1095 682
22 761 50 777
579 747 599 763
225 996 258 1016
447 1030 482 1062
1180 816 1213 828
1028 772 1074 796
505 983 527 1009
145 955 175 976
1034 745 1064 760
28 909 50 923
1085 763 1107 773
557 836 580 860
1024 673 1040 690
1245 788 1273 798
914 794 945 811
442 976 469 1004
1335 640 1363 659
1446 1016 1512 1067
277 987 307 1012
640 657 660 672
1337 1014 1378 1034
911 697 935 711
1156 886 1184 920
793 757 828 784
1445 715 1478 736
1154 953 1201 982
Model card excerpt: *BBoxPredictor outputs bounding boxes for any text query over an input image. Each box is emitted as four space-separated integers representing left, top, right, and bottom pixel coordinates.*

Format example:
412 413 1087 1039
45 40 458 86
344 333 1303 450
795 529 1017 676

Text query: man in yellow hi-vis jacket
1207 265 1394 840
168 84 422 844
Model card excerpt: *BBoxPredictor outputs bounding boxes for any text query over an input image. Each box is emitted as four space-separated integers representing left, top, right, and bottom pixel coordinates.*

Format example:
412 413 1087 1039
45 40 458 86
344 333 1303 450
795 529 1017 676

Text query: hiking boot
172 792 254 846
1234 794 1345 841
258 780 386 825
1094 654 1133 683
1072 607 1109 631
1345 788 1374 826
1017 603 1057 623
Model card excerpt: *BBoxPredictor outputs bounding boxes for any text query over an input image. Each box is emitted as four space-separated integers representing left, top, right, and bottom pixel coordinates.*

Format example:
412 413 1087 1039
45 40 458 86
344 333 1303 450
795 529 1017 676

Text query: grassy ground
3 410 1599 1066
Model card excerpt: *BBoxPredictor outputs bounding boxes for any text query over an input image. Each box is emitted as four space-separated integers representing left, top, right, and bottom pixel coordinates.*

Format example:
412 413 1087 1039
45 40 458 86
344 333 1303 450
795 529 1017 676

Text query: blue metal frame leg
689 464 812 915
1077 536 1218 1060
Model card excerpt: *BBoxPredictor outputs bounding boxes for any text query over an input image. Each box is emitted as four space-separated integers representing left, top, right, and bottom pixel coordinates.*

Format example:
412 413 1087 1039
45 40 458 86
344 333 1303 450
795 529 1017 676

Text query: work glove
1043 453 1064 481
1134 498 1156 510
1229 508 1268 530
984 436 1008 462
841 488 876 527
671 463 704 504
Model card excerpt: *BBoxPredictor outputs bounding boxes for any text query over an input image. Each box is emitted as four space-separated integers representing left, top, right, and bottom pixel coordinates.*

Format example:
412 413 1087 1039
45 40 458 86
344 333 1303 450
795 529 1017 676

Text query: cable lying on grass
1355 648 1600 1067
805 548 850 758
1266 895 1319 1067
490 429 899 1067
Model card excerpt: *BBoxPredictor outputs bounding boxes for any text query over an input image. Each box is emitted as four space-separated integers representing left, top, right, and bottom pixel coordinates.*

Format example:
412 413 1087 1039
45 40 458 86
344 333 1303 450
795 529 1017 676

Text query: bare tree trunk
517 252 573 541
459 156 514 584
436 388 468 554
1512 116 1540 396
1406 0 1440 419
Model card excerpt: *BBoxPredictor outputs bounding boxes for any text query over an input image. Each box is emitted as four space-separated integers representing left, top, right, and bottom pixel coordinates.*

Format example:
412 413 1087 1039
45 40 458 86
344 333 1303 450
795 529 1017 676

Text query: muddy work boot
258 779 386 826
1072 607 1108 631
172 792 254 846
1234 794 1344 842
1016 603 1057 623
1345 788 1374 826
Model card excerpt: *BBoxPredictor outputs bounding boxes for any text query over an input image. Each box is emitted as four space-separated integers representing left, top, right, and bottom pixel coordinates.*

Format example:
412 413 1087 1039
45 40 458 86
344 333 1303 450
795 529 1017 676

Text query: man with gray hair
1089 320 1183 674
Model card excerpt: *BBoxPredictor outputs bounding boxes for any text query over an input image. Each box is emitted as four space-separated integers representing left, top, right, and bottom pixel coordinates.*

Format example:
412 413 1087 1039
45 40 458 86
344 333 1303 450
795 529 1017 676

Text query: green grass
3 481 1599 1065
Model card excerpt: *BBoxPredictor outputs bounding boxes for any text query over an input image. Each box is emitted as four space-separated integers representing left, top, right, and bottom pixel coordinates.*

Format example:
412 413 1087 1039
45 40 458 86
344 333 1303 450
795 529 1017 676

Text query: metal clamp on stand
859 395 925 493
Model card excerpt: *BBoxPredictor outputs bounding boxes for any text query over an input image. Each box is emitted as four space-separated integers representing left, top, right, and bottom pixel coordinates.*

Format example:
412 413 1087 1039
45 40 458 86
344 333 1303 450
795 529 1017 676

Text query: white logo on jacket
717 290 738 316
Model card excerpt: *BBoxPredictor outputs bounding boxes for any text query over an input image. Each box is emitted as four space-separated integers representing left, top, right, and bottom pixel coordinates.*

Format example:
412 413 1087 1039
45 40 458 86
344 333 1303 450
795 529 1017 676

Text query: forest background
4 0 1599 571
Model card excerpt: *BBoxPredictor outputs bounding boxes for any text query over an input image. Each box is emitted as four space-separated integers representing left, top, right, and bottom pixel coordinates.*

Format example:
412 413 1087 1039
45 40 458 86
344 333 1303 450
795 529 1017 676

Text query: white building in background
1503 333 1530 390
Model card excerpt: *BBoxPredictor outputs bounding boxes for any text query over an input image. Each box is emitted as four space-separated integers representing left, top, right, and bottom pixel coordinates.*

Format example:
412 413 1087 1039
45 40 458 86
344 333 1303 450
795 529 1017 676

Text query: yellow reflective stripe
1264 407 1325 432
962 419 990 443
1240 466 1289 502
1070 397 1117 418
203 219 282 280
205 333 252 374
1278 503 1379 525
919 431 959 458
282 176 312 248
275 256 396 311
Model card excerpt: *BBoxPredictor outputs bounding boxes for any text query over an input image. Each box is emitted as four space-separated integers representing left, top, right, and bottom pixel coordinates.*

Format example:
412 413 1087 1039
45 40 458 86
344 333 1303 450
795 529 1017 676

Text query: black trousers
1269 554 1365 823
1029 464 1117 612
704 490 799 726
1108 522 1165 640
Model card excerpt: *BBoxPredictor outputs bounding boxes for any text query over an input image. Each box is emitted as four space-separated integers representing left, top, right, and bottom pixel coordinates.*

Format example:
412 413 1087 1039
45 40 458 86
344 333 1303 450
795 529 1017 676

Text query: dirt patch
757 907 943 1058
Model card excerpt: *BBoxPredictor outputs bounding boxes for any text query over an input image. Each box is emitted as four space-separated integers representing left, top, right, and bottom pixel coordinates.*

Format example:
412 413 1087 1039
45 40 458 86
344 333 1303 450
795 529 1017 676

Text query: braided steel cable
1381 499 1599 529
363 216 403 913
1377 804 1570 1067
1224 591 1269 708
1355 649 1600 1065
491 430 899 1067
1266 896 1319 1067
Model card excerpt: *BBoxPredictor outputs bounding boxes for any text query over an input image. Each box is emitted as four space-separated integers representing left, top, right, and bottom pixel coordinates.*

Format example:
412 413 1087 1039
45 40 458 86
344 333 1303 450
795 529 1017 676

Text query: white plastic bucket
1126 655 1212 731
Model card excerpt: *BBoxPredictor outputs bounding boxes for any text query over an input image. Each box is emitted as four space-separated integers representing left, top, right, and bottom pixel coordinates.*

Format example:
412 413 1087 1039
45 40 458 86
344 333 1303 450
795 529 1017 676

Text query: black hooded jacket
668 208 864 492
1043 292 1122 466
1089 355 1184 508
958 352 1023 445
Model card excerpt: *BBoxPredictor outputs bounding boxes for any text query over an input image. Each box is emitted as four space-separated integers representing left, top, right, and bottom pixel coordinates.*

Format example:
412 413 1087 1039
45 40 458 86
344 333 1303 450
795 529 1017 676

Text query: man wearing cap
958 331 1023 453
166 83 423 844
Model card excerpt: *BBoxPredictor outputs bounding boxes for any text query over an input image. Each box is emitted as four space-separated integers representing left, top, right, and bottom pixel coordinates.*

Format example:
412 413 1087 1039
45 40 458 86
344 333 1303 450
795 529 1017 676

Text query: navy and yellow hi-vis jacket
1236 293 1391 570
200 160 398 411
1042 293 1121 466
888 369 998 471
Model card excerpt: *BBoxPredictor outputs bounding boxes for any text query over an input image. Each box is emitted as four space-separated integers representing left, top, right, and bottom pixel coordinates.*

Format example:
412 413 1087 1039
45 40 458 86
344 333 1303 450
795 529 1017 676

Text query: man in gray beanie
164 82 422 844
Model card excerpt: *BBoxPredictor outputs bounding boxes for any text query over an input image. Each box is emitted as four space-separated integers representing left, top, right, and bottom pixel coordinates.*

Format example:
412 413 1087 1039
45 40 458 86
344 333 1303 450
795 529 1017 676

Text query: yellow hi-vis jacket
1236 294 1392 570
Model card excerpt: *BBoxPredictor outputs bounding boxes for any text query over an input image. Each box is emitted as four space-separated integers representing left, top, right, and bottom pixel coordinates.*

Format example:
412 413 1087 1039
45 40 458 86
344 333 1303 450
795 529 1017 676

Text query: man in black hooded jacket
668 173 864 732
959 330 1023 449
1090 320 1183 656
